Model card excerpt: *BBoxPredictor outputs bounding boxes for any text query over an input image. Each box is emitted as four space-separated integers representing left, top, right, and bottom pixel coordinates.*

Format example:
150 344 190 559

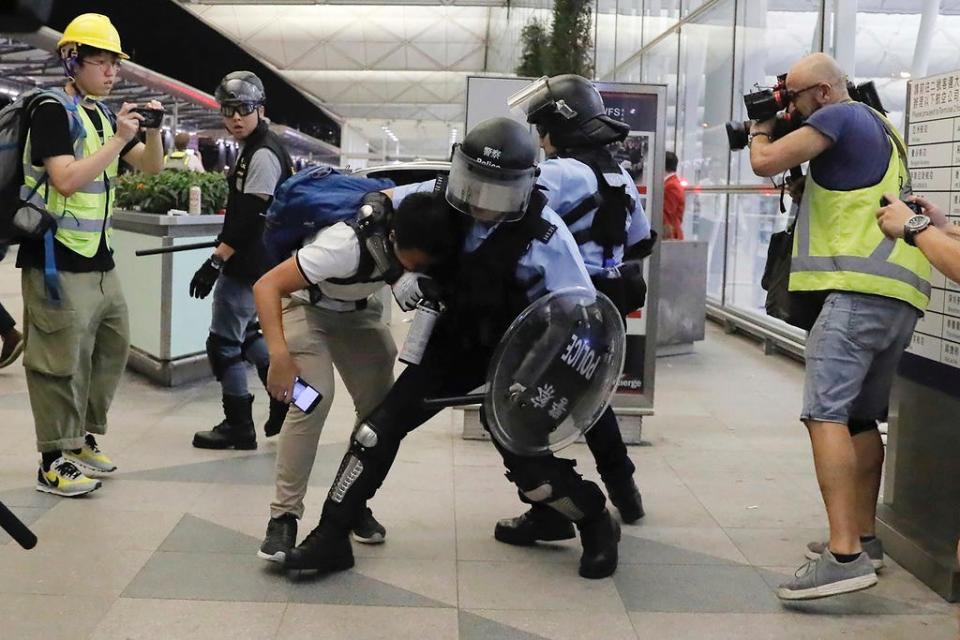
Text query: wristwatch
748 131 773 146
903 214 932 246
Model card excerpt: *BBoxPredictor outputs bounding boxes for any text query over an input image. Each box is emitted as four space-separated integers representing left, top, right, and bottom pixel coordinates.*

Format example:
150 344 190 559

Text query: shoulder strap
561 148 630 259
864 105 911 194
331 216 398 285
30 89 86 146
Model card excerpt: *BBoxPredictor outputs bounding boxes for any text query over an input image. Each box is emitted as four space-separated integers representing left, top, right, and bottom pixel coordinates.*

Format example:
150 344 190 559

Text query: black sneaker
352 507 386 545
494 506 576 546
605 476 645 524
257 514 298 564
285 522 354 573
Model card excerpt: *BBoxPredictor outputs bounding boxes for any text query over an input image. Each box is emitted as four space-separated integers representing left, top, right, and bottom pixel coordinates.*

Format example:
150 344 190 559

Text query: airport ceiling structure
10 0 960 162
176 0 539 160
176 0 960 161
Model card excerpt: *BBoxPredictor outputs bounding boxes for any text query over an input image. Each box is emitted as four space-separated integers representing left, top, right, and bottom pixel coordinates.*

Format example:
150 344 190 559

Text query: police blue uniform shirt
391 180 593 300
536 157 652 277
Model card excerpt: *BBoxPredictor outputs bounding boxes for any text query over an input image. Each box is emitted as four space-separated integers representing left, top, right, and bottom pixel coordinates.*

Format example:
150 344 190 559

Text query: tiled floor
1 252 958 639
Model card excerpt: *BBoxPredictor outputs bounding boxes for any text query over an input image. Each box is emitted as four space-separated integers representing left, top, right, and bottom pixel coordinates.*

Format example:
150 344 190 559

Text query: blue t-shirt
804 102 892 191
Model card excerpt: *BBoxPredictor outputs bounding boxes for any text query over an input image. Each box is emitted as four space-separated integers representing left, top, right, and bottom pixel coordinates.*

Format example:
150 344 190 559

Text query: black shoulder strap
560 149 630 259
326 218 382 285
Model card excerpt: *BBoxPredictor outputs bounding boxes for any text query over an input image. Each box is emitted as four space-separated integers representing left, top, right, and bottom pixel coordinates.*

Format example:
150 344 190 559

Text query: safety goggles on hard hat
219 102 260 118
507 76 578 123
445 145 537 223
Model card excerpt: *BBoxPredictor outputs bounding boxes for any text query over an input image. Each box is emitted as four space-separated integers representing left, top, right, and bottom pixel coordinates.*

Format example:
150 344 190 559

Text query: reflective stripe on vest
790 112 931 311
21 100 117 259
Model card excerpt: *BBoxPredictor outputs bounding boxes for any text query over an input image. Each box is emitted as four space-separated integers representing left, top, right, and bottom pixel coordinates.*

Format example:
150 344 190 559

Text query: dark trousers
320 338 607 531
586 405 635 484
0 243 12 335
0 301 14 335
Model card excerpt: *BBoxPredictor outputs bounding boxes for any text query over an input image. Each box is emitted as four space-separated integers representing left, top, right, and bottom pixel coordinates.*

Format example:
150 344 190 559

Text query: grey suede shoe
805 538 885 570
777 551 877 600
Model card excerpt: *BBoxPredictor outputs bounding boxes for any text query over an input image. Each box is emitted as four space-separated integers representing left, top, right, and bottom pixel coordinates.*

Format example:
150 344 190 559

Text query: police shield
484 287 625 456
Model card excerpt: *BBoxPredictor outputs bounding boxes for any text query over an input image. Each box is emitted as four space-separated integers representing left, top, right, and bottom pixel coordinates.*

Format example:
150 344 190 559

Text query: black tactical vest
223 121 294 282
438 190 556 351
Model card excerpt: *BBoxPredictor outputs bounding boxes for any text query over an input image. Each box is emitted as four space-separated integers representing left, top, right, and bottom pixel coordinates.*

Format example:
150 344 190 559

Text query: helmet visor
445 147 536 223
507 76 577 124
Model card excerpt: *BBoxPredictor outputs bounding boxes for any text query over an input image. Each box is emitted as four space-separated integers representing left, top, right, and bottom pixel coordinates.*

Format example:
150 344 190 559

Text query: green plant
516 18 551 78
514 0 594 78
115 170 228 215
549 0 594 77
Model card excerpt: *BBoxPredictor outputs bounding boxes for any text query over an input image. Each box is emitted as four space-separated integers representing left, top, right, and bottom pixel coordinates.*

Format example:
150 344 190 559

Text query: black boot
285 521 354 572
494 505 576 546
258 366 289 438
192 395 257 450
604 476 644 524
577 509 620 579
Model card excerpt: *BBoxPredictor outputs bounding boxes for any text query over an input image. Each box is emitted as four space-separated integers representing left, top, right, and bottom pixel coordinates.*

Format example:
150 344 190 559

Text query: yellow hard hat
57 14 129 60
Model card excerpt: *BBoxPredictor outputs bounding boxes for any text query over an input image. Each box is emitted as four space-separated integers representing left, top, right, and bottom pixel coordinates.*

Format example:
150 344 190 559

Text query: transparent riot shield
484 287 625 456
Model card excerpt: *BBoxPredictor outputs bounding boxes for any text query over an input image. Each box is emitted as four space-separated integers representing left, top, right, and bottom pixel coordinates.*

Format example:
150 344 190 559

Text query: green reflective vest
790 108 931 312
21 100 117 259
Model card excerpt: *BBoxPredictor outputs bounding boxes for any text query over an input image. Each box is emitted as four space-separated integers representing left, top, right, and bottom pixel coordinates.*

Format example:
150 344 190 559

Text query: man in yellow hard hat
17 13 164 497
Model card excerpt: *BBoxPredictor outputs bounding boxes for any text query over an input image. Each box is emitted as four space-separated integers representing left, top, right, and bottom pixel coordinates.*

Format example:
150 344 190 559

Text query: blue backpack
262 165 394 267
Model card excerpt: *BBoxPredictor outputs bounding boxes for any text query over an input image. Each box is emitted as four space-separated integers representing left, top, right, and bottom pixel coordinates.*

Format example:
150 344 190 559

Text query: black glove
189 256 222 299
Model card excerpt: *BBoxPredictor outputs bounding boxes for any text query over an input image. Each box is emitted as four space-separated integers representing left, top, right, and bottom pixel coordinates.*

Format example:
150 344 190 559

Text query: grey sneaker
805 538 884 570
777 551 877 600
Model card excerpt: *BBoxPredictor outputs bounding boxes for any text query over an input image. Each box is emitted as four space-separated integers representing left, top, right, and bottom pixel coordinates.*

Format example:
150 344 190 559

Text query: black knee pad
206 333 243 380
507 457 605 522
848 418 879 436
240 323 264 359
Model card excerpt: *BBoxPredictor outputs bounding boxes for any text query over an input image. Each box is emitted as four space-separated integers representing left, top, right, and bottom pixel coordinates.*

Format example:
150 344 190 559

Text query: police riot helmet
507 74 629 148
445 117 539 223
215 71 266 107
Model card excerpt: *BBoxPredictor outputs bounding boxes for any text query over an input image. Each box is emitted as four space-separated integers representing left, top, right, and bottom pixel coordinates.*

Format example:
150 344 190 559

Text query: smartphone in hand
292 377 322 413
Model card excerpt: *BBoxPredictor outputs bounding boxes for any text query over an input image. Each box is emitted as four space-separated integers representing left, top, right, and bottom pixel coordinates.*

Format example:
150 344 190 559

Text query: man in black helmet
494 74 653 546
282 117 623 580
190 71 294 450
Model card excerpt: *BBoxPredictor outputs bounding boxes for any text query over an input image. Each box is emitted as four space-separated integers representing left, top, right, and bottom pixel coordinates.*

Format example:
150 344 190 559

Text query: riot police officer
494 74 653 546
283 117 622 579
190 72 294 449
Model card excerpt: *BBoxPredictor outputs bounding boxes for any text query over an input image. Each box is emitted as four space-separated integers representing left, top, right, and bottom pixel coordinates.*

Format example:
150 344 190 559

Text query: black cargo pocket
24 305 81 377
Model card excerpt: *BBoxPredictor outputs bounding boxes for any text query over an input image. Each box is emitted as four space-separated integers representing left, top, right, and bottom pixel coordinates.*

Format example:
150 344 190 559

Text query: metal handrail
686 183 782 195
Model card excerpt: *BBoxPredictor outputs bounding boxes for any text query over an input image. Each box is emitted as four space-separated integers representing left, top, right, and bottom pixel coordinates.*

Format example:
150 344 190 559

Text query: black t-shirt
17 101 137 273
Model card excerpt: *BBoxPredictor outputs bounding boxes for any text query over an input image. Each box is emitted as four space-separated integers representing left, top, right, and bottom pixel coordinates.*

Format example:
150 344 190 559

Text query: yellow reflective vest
164 151 191 171
20 98 118 259
790 107 931 312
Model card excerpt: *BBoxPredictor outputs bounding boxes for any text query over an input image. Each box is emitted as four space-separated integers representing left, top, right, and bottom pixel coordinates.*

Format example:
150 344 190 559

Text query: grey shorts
801 291 919 426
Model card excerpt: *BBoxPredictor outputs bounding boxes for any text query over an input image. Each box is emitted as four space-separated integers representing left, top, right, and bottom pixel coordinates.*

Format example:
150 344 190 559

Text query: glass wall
590 0 960 332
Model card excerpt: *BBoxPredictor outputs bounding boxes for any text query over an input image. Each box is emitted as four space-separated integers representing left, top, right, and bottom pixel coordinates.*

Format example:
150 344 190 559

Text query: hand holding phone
880 195 922 215
291 377 322 413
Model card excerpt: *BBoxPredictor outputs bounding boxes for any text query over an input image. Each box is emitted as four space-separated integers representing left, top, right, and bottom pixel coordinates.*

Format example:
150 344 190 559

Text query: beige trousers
270 296 397 519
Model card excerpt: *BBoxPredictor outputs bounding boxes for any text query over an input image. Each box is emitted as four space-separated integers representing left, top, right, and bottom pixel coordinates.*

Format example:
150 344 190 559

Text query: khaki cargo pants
21 268 130 453
271 296 397 519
